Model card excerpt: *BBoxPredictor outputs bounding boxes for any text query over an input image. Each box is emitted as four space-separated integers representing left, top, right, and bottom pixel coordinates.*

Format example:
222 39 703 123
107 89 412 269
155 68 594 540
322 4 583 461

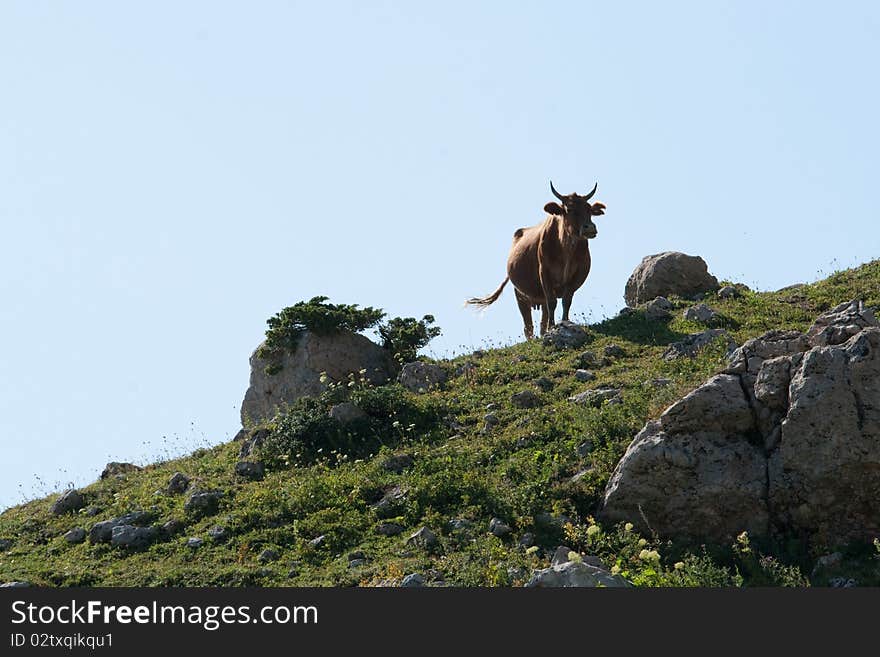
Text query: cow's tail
465 277 509 309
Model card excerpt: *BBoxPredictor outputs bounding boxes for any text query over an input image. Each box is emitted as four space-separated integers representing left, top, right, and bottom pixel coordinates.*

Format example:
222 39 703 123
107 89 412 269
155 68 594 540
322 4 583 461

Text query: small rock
663 329 736 361
382 453 415 474
0 539 12 551
542 320 593 349
348 558 366 568
1 581 31 588
569 468 593 483
485 402 499 411
347 550 366 562
718 285 738 299
449 518 473 531
483 413 499 427
552 546 575 566
829 577 858 588
526 561 630 588
574 369 595 382
186 537 203 549
603 344 625 358
515 435 532 449
329 402 367 425
63 528 86 544
110 525 158 550
649 377 673 387
375 522 405 536
398 361 447 393
518 532 536 548
401 573 425 587
406 526 438 549
576 351 599 368
371 485 406 519
308 535 326 548
645 296 674 321
683 303 719 324
576 441 593 457
166 472 190 495
234 461 265 480
101 462 141 479
511 390 541 408
533 376 554 391
88 511 153 544
50 490 85 515
184 490 224 517
568 388 622 406
207 526 229 542
259 549 279 563
85 506 101 517
489 517 512 537
162 520 184 536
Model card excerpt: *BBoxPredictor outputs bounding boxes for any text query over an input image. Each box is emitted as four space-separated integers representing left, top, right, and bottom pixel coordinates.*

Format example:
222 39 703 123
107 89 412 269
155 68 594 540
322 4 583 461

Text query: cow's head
544 181 606 239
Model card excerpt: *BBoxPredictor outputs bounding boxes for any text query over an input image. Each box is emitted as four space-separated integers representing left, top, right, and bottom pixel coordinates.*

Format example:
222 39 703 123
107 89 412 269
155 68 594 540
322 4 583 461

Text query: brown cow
466 181 607 339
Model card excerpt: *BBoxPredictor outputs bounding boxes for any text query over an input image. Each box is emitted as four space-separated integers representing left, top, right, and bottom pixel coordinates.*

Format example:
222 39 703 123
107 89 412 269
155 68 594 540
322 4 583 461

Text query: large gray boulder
625 252 719 307
240 330 394 425
525 561 630 588
599 300 880 547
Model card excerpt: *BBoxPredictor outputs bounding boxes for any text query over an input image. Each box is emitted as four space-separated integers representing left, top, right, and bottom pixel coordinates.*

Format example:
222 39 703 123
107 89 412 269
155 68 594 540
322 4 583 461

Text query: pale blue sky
1 1 877 509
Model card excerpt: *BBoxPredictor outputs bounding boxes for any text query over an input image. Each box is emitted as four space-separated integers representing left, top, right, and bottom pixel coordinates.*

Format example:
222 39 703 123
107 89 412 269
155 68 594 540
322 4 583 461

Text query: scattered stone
207 526 229 542
371 485 406 519
511 390 541 408
184 490 224 517
683 303 720 324
308 535 326 548
649 377 673 388
526 561 630 588
569 468 593 484
50 490 85 515
241 330 394 425
485 402 499 411
186 537 203 549
259 549 280 563
483 413 499 428
552 546 575 567
63 528 86 544
448 518 472 531
574 369 595 382
1 582 31 588
576 351 599 368
645 296 673 321
568 388 622 406
489 518 512 537
576 441 593 457
348 558 366 568
88 511 153 544
111 525 158 550
533 376 554 391
604 344 625 358
85 506 101 517
234 461 265 480
100 462 141 479
718 285 739 299
518 532 535 548
663 329 736 361
401 573 425 587
542 320 592 349
166 472 190 495
625 252 719 307
375 522 405 537
398 361 447 393
382 453 415 474
162 520 184 536
0 539 12 551
239 428 270 459
406 526 438 549
329 402 367 425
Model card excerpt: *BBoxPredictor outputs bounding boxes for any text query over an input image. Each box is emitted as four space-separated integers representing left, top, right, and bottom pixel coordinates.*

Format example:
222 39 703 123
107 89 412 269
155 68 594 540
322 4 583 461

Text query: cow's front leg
561 293 574 322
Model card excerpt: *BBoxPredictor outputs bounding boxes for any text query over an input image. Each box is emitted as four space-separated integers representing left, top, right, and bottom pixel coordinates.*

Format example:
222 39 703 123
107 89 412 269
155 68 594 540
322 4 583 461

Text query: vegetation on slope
1 261 879 587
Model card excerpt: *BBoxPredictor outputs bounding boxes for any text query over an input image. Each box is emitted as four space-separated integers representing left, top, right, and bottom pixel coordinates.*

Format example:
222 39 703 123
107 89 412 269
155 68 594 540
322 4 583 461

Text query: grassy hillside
2 261 879 587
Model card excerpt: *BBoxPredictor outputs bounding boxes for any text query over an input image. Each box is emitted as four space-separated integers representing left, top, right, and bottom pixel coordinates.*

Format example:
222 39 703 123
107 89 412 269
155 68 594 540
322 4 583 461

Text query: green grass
2 260 879 587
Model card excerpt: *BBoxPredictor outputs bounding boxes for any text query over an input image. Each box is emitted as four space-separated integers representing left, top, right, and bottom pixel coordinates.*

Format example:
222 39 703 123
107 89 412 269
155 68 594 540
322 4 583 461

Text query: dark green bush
378 315 442 364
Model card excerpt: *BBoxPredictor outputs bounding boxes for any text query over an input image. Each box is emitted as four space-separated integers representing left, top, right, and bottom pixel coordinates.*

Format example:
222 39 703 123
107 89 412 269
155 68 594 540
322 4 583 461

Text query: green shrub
258 296 385 371
378 315 442 364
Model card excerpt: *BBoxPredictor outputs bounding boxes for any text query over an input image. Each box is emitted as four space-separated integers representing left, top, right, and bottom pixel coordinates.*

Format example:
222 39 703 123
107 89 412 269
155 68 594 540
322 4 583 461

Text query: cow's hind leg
515 291 535 339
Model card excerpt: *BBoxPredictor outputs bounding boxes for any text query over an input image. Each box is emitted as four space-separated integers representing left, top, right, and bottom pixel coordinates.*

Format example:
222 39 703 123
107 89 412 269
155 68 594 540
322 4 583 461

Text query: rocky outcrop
241 330 394 425
625 252 719 307
600 300 880 547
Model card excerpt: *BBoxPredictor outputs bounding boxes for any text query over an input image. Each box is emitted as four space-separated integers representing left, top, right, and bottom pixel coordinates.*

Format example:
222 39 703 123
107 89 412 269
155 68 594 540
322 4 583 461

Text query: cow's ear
591 202 606 216
544 202 564 215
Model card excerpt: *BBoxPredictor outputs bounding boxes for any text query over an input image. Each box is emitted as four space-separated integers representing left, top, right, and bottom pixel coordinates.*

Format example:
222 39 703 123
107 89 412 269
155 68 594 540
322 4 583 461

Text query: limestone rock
542 321 592 349
625 252 719 307
525 561 630 588
50 490 85 515
241 330 394 425
398 361 447 393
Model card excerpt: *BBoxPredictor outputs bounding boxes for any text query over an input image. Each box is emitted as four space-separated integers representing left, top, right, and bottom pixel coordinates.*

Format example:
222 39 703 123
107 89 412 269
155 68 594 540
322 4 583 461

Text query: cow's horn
550 180 566 202
583 182 598 200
